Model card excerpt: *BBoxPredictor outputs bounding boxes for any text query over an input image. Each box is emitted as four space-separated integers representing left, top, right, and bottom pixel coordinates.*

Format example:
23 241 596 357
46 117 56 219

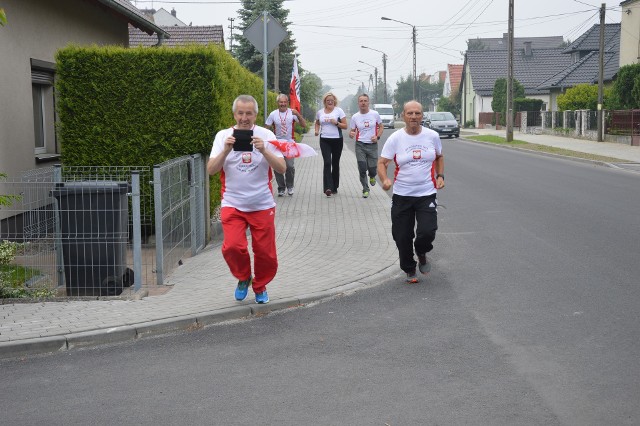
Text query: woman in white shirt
314 92 347 197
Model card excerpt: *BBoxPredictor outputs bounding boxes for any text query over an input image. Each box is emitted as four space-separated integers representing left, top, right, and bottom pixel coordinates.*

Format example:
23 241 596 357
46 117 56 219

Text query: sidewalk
2 128 639 359
464 128 640 166
0 132 401 359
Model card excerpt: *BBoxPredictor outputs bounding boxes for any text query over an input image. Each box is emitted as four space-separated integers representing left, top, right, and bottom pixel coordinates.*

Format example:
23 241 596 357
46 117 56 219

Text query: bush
608 63 640 109
56 44 278 218
557 84 599 111
515 98 543 112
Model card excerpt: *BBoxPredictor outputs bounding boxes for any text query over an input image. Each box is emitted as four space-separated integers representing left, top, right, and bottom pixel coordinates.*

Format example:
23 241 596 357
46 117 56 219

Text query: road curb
0 264 402 360
459 136 619 169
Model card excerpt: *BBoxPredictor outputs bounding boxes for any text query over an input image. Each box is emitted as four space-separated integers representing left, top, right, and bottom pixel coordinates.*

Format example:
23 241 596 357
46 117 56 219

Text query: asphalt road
2 134 639 425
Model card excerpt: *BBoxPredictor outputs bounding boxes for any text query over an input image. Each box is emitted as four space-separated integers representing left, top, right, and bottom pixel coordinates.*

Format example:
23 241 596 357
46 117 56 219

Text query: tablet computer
233 129 253 151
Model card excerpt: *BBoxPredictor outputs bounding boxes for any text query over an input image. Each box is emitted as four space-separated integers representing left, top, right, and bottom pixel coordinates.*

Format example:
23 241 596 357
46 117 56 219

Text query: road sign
243 12 287 54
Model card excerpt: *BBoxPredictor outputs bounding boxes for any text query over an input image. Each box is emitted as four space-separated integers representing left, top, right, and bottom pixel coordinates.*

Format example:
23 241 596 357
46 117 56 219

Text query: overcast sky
132 0 624 101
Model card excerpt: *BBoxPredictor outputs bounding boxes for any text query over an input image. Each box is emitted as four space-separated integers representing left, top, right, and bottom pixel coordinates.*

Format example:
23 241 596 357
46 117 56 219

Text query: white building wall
0 0 128 179
620 0 640 66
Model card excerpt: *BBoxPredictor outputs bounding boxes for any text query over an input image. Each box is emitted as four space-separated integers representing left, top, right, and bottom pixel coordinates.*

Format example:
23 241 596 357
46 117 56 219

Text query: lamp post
380 17 416 100
358 61 378 102
361 45 388 103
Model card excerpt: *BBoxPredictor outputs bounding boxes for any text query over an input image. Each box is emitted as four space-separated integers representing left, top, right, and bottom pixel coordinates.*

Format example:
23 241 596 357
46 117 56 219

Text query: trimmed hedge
55 44 277 216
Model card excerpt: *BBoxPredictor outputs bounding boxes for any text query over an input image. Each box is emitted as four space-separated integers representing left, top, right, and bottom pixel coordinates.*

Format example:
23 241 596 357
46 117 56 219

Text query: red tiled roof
448 64 463 94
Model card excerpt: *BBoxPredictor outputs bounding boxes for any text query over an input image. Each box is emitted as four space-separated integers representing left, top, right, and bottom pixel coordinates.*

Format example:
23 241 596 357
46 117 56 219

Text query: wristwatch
436 173 444 179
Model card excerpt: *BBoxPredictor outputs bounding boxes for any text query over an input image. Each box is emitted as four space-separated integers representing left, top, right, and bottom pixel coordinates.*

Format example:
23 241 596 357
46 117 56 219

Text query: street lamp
380 17 416 100
356 68 376 98
358 60 378 102
361 45 388 103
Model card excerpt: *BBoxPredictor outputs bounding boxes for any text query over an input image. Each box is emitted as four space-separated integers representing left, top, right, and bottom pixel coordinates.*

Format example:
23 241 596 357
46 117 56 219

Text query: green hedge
55 44 277 217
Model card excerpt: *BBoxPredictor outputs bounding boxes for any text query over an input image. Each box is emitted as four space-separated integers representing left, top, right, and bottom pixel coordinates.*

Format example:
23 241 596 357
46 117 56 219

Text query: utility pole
228 17 235 54
382 53 388 103
597 3 605 142
274 46 280 92
412 26 417 99
506 0 514 142
373 67 378 103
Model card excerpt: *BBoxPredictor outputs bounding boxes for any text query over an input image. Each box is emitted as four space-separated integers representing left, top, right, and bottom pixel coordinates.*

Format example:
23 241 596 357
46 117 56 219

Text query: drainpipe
155 33 165 47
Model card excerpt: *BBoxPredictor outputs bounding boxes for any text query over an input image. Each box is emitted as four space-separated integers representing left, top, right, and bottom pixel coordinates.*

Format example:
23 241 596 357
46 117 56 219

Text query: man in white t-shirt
207 95 286 304
377 100 445 284
349 93 384 198
266 94 307 197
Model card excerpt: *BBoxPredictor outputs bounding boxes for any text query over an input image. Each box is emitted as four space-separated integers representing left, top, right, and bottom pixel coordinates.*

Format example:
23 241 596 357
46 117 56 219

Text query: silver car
422 112 460 138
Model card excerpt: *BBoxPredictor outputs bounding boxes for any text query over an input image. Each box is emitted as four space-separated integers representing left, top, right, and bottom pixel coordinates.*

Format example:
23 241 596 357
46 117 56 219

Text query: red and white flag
269 140 317 158
289 55 301 113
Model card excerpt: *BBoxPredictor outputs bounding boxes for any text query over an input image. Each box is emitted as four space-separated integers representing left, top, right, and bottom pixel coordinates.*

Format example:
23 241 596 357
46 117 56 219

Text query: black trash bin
51 181 129 296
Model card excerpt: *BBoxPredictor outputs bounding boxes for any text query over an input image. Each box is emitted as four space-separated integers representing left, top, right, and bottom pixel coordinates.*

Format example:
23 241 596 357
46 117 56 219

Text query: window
32 84 46 153
30 59 57 158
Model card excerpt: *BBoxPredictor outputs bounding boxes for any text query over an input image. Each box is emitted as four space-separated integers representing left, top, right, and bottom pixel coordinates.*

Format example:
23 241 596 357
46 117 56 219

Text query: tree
557 84 599 111
437 94 460 116
393 74 413 113
233 0 299 94
299 71 322 121
419 79 444 111
608 63 640 109
491 77 525 114
467 38 487 50
0 8 6 26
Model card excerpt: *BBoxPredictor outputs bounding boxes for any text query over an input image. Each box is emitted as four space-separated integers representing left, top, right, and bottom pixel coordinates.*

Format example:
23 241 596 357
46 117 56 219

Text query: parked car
422 112 459 138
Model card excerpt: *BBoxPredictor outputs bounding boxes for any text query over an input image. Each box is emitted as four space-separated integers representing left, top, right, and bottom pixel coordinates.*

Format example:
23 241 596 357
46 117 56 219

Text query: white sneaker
287 187 294 196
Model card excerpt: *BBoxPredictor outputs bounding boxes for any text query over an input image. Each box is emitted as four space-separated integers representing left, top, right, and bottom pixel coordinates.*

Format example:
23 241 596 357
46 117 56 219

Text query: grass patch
466 135 631 164
0 265 56 298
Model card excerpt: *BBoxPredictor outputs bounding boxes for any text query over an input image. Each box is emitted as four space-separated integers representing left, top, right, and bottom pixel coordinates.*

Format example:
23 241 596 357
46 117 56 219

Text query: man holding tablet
207 95 286 304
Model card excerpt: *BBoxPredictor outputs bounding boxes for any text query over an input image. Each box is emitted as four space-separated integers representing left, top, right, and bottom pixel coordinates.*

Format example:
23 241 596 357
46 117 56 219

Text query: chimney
524 41 532 57
171 8 177 17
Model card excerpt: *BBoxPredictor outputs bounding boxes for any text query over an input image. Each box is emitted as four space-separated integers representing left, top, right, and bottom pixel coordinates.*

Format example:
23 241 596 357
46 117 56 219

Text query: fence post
131 171 142 292
522 111 528 133
153 165 164 285
189 156 197 257
52 164 65 289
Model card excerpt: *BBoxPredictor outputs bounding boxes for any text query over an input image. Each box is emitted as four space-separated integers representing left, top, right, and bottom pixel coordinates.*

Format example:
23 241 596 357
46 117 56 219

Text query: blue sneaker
235 277 252 301
255 290 269 304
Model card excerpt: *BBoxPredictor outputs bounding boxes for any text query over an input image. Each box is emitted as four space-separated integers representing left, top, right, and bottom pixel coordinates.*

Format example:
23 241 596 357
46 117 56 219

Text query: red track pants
220 207 278 293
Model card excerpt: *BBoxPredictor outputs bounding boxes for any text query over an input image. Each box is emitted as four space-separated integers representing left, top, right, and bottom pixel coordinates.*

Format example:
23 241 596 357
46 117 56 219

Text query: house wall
0 0 129 179
461 63 475 125
620 0 640 66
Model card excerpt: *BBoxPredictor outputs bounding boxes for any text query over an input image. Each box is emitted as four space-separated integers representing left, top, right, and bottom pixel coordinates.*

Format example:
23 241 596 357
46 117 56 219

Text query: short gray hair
232 95 259 114
276 93 289 102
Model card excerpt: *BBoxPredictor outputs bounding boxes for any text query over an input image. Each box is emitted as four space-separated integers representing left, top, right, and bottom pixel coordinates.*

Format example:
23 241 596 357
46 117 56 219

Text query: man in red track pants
207 95 286 304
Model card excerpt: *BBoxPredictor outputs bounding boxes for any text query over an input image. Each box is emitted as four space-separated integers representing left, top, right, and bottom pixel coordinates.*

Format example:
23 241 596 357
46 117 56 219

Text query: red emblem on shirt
242 153 252 163
413 150 422 159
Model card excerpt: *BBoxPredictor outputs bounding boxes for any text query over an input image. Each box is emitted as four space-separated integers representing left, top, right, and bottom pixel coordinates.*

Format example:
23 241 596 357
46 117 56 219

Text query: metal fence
606 109 640 135
153 154 206 285
0 155 207 299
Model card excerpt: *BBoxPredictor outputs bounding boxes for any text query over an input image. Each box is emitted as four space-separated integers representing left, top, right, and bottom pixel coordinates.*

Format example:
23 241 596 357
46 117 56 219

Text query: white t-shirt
380 127 442 197
350 110 382 143
316 107 346 139
265 108 300 141
210 125 283 212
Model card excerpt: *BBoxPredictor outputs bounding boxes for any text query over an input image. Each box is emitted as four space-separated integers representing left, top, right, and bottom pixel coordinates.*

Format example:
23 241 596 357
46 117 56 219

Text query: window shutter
31 70 54 85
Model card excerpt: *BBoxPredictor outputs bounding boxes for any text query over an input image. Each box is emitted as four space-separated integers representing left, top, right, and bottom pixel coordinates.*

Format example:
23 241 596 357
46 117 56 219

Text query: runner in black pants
377 100 445 283
315 92 347 197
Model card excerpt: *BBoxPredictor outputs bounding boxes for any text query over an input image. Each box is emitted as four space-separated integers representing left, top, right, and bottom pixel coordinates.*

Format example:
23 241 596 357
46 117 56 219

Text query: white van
373 104 395 129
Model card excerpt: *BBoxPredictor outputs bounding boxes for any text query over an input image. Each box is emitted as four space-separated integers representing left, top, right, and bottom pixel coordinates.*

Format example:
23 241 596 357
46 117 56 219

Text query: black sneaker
418 253 431 274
